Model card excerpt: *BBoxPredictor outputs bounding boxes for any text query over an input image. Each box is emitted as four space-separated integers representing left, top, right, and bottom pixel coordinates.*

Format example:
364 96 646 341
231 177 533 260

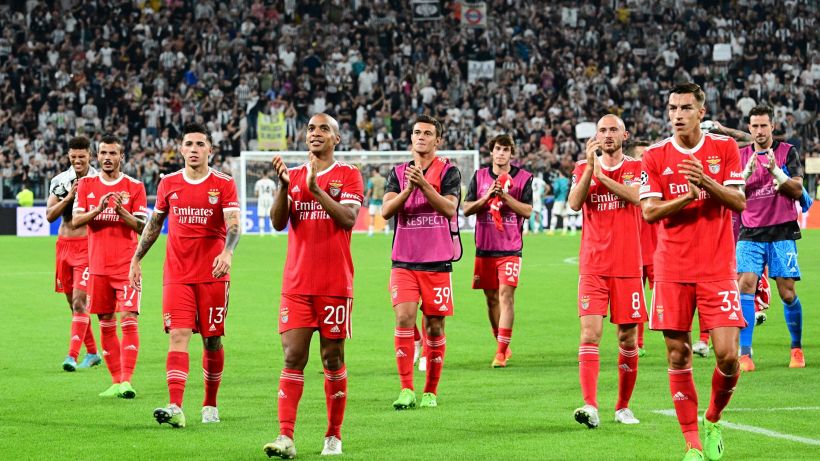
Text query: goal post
238 150 480 234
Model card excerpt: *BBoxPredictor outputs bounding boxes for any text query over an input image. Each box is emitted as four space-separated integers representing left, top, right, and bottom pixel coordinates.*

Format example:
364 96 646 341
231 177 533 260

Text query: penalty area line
652 410 820 446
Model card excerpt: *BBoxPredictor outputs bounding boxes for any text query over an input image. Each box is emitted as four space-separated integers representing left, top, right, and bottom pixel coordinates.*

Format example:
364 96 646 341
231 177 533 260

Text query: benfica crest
706 156 721 174
208 189 220 204
622 171 635 185
120 192 130 204
329 180 343 197
581 295 591 310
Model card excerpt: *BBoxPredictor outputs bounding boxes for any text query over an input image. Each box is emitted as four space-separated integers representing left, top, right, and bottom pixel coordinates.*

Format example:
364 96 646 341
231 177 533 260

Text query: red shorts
88 273 140 314
55 236 89 293
279 294 353 339
472 256 521 289
642 264 655 287
649 280 747 331
163 282 230 337
578 275 647 324
390 268 454 317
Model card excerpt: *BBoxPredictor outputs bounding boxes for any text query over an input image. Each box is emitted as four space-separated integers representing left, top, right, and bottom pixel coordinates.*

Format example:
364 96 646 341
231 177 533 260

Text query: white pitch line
652 410 820 446
563 256 578 265
720 407 820 413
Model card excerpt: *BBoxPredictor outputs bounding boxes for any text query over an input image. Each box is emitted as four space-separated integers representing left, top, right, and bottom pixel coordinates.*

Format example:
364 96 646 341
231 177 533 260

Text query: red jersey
282 161 363 297
640 219 658 267
572 157 643 277
639 134 745 282
75 174 147 276
154 169 240 285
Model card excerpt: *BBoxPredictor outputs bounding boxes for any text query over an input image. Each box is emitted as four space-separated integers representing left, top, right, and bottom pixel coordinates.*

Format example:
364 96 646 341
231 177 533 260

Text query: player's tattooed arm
212 210 240 279
224 210 241 253
129 211 167 291
133 211 167 261
711 121 753 147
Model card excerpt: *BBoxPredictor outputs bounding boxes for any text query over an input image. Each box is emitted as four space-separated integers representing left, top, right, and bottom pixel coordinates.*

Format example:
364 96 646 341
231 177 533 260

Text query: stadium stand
0 0 817 200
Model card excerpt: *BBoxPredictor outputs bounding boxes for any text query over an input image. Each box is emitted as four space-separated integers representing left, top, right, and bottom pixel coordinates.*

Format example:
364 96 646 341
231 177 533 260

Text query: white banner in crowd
17 207 49 237
468 60 495 83
712 43 732 62
411 0 443 21
461 2 487 28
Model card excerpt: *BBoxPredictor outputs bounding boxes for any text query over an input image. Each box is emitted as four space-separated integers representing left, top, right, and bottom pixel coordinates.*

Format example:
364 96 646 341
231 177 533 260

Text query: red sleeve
639 150 662 200
74 178 88 212
223 178 240 210
132 182 148 217
722 138 744 186
340 166 364 205
570 162 585 188
154 177 168 213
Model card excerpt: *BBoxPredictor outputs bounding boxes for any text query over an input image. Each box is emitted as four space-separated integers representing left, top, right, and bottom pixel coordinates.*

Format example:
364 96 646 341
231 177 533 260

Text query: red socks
413 325 421 342
99 319 121 383
395 328 415 390
578 343 599 408
166 351 189 407
705 366 740 423
496 328 512 356
119 317 139 382
203 348 224 407
616 347 639 410
83 319 98 354
637 322 645 349
68 314 91 359
668 368 701 449
423 335 446 394
699 331 710 343
278 369 305 439
324 366 347 439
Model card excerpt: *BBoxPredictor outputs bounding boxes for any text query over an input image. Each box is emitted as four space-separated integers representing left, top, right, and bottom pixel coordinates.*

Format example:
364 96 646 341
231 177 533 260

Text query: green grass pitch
1 231 818 460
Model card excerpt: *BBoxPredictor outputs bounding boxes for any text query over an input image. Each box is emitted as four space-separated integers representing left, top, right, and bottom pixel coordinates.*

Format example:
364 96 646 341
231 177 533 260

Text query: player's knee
737 273 757 293
666 345 691 368
71 298 87 314
202 336 222 351
394 310 416 327
320 349 344 370
425 318 445 337
715 352 739 374
776 283 796 303
169 329 192 349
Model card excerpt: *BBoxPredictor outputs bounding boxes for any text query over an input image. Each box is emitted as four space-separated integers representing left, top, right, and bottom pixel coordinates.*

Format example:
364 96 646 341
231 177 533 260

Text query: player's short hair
182 122 213 145
488 134 516 156
310 113 340 137
413 114 442 138
99 134 124 153
748 105 774 122
624 140 650 157
670 82 705 106
68 136 91 151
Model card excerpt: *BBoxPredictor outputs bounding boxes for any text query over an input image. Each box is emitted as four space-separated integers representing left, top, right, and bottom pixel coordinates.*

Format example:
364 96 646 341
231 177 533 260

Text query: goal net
238 150 479 234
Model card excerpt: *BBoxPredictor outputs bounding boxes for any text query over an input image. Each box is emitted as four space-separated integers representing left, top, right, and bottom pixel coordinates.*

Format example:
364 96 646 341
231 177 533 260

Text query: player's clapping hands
272 156 290 185
307 153 320 193
678 154 704 186
406 165 430 191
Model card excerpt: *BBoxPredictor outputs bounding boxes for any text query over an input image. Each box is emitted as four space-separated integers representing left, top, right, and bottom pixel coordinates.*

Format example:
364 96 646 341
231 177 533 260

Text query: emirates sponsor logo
172 206 215 217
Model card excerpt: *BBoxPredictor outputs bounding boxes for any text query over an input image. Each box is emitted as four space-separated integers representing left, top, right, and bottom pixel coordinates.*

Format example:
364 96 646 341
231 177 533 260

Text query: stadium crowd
1 0 818 200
